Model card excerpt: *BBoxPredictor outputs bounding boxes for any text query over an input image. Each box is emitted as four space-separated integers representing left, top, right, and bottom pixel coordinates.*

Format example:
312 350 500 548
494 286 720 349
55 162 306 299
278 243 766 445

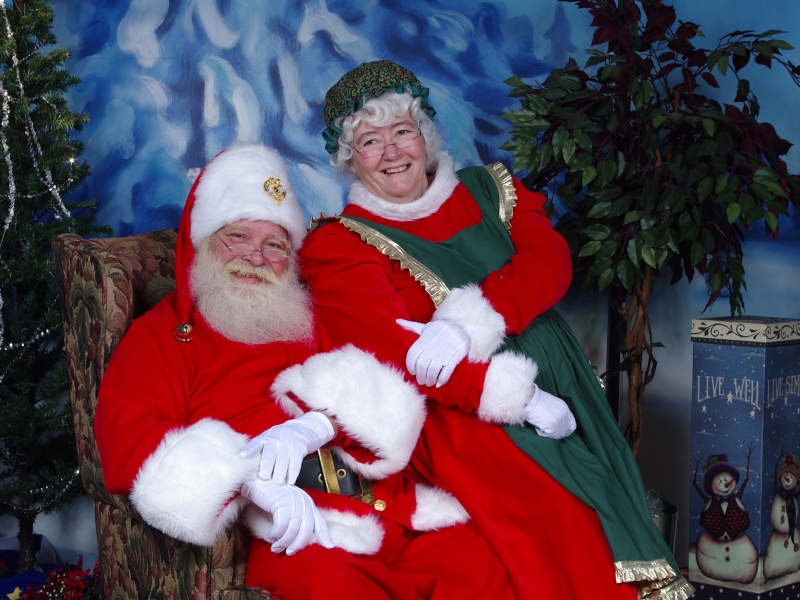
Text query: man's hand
524 386 577 439
397 319 470 387
239 412 335 484
241 477 334 555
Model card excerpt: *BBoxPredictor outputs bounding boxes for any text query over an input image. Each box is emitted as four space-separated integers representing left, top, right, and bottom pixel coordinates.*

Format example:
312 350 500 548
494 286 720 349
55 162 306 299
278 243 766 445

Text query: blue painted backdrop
4 0 792 567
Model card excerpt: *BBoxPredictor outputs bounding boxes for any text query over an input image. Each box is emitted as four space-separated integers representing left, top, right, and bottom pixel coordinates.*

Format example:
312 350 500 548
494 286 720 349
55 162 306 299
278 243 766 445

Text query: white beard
190 240 314 345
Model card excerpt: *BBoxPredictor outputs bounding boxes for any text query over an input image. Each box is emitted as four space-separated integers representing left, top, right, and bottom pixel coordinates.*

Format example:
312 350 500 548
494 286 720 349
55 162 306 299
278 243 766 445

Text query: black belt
295 447 375 505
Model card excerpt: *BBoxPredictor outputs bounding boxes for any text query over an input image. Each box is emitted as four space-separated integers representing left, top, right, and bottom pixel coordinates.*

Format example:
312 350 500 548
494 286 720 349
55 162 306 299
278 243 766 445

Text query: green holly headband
322 60 436 155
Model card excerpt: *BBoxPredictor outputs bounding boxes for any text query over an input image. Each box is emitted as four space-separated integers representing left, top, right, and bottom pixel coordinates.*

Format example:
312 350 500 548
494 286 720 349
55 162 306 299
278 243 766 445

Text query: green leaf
717 53 729 75
586 201 612 219
666 229 680 253
528 95 552 115
623 210 643 224
707 49 724 70
504 76 525 87
608 113 619 133
570 152 593 172
765 211 778 232
590 185 622 203
573 129 593 151
727 202 742 223
597 160 617 187
598 268 615 292
581 165 597 187
764 180 788 198
715 174 728 194
697 177 714 201
617 259 634 292
730 42 748 56
533 143 553 172
754 41 774 57
607 196 633 217
583 224 612 240
770 39 795 51
627 238 642 266
562 138 576 164
578 240 602 257
690 240 705 267
552 128 568 156
656 248 669 269
702 118 715 137
600 65 621 80
641 243 657 268
753 167 779 184
652 114 667 129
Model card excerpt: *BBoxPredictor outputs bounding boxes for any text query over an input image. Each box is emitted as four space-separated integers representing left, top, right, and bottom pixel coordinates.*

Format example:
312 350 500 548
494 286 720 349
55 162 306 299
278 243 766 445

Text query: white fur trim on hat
130 418 256 546
190 144 307 250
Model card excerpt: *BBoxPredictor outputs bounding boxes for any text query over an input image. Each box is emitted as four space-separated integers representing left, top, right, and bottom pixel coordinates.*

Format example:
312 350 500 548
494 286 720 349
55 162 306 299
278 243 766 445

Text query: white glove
397 319 470 387
524 386 577 439
241 477 334 555
239 412 335 484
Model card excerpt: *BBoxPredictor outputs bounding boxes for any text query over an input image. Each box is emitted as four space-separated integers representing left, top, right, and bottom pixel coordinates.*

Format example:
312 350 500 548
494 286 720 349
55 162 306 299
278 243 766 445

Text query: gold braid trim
338 216 450 307
637 577 695 600
614 559 694 600
615 558 675 584
483 162 517 231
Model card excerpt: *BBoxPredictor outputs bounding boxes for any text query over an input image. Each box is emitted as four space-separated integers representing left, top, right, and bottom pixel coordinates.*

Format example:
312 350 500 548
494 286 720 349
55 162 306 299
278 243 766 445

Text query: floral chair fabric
52 229 270 600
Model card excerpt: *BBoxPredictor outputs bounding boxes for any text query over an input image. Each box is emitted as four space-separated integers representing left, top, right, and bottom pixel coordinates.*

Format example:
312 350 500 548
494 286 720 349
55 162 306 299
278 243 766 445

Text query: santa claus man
94 144 517 598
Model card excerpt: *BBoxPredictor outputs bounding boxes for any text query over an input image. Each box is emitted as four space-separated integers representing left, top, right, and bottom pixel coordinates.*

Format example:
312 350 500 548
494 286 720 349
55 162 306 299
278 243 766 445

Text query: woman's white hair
330 92 443 173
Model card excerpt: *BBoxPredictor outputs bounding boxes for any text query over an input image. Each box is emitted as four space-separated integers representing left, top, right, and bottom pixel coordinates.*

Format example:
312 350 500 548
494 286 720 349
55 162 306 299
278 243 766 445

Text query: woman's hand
397 319 470 387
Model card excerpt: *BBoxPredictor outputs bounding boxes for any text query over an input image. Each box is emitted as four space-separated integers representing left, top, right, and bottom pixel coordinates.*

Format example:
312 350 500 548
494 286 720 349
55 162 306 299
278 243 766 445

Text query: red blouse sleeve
300 221 491 414
478 180 572 335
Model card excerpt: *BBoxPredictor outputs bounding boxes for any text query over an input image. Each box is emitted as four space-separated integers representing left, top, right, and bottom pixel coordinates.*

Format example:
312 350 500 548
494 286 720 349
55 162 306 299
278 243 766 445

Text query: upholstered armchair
52 229 270 600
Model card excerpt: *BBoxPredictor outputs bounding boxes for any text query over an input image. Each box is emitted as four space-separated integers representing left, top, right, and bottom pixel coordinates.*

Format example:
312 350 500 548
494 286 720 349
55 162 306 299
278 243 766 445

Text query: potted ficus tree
501 0 800 457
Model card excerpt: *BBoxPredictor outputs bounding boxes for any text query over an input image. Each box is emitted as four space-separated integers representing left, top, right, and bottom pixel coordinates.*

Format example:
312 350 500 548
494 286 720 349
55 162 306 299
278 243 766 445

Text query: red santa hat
172 144 307 342
189 144 306 251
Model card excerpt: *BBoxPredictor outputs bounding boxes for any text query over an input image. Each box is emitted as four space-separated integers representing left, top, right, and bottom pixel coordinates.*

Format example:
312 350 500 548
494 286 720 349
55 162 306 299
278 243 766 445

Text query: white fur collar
346 152 459 222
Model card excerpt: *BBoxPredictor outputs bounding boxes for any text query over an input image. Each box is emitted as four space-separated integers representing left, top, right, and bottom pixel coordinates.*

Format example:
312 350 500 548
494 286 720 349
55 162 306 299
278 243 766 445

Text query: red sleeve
478 180 572 335
95 305 192 495
300 222 490 414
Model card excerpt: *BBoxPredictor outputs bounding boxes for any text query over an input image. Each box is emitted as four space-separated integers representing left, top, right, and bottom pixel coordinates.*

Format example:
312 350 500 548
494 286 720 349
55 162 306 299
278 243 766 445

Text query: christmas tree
0 0 110 574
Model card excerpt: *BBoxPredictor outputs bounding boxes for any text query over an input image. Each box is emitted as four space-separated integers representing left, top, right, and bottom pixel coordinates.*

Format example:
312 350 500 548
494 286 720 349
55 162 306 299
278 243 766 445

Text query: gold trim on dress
483 162 517 231
613 559 694 599
338 216 450 307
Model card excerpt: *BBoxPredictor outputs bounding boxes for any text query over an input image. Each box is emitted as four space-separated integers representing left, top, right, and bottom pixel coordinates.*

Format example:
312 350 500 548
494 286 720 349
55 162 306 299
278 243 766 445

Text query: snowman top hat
703 454 740 495
779 454 800 481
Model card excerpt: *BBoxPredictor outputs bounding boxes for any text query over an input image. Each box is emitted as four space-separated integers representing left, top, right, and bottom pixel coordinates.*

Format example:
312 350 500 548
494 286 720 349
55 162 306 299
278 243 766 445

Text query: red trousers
410 403 638 600
245 519 517 599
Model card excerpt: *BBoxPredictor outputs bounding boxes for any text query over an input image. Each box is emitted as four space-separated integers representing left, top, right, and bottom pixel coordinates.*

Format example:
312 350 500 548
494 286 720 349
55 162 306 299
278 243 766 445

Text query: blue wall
27 0 800 567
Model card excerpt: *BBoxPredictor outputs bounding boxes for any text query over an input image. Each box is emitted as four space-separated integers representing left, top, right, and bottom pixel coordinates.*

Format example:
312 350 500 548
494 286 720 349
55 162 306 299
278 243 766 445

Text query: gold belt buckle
316 446 375 505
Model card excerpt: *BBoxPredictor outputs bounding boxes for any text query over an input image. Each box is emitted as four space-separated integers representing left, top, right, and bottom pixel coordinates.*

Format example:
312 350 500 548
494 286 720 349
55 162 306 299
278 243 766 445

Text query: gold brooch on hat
264 177 286 204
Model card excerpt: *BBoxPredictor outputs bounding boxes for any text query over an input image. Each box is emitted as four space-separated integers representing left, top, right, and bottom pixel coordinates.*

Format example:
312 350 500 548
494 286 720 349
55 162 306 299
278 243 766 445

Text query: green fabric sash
343 165 683 586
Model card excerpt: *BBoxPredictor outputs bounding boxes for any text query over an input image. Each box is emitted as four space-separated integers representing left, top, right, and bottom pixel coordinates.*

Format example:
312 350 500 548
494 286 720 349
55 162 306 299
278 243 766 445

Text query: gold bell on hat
264 177 286 204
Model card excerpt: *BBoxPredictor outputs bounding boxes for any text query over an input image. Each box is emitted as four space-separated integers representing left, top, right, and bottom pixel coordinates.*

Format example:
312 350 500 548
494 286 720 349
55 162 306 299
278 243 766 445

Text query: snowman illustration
763 452 800 579
692 447 758 583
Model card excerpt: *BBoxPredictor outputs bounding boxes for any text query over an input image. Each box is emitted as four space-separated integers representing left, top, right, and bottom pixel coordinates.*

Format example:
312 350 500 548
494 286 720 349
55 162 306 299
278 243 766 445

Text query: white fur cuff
271 345 426 480
433 284 506 362
411 484 470 531
476 351 538 424
246 505 385 556
131 418 256 546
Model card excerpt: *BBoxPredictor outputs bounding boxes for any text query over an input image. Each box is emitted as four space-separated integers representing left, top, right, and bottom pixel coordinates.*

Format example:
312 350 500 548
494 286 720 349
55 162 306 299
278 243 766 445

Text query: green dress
338 163 691 599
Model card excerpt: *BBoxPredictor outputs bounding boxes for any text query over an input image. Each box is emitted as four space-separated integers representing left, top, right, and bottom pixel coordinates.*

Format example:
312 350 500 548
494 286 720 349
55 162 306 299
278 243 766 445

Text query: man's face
212 219 291 280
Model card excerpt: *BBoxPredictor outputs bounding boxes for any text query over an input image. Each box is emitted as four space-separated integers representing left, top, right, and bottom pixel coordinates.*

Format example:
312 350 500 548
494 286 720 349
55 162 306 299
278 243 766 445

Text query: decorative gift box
689 316 800 598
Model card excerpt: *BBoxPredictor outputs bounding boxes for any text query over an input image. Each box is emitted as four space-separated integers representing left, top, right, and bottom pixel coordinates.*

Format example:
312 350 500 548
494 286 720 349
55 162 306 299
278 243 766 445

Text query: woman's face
347 114 428 204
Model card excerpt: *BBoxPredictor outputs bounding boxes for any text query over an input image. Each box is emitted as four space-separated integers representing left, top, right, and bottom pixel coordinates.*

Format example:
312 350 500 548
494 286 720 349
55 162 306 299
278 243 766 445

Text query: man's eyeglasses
216 231 290 261
354 129 422 159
